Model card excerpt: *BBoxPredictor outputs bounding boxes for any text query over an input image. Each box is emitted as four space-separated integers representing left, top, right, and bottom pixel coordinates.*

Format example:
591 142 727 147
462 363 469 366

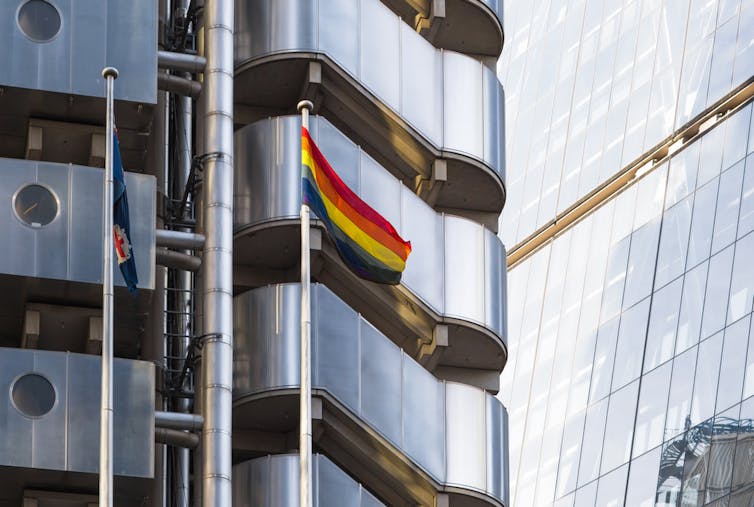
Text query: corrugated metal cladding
0 157 156 289
0 347 154 477
0 0 157 104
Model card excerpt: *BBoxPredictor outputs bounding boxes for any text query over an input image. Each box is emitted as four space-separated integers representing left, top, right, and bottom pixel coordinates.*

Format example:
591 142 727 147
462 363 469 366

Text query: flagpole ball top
297 100 313 113
102 67 119 79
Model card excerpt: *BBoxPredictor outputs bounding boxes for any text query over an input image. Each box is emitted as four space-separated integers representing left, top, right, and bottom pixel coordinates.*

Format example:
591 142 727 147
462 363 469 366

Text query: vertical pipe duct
150 2 170 505
200 0 233 504
192 2 206 503
172 1 194 502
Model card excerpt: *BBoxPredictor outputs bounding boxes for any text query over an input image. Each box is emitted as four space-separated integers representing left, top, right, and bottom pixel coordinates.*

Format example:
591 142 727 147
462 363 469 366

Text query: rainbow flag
301 127 411 285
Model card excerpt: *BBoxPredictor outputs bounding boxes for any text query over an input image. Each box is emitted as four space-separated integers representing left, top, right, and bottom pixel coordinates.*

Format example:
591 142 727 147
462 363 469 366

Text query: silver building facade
499 0 754 506
0 0 509 506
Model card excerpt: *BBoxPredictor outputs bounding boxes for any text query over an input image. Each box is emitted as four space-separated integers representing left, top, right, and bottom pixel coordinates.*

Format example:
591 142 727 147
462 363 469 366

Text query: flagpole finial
102 67 119 79
297 100 313 113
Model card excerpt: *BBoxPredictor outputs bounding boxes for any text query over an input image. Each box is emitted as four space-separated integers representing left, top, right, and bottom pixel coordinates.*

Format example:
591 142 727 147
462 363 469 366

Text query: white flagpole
297 99 314 507
100 66 118 507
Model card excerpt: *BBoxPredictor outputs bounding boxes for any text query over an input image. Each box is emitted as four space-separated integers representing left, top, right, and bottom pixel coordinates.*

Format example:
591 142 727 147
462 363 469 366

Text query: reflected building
0 0 510 506
498 0 754 506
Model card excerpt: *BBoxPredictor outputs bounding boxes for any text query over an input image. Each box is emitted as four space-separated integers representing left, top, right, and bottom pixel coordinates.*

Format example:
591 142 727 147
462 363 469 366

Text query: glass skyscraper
498 0 754 506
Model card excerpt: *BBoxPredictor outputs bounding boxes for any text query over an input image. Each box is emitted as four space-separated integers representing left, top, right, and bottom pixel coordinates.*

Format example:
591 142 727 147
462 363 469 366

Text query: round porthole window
12 373 56 417
18 0 61 42
14 184 58 227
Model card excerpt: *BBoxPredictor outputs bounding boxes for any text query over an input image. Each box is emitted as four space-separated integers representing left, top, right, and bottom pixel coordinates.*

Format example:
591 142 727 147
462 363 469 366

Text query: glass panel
611 298 650 390
573 480 597 507
717 316 751 413
601 381 639 474
555 410 586 498
623 219 661 308
666 346 698 442
665 139 700 209
705 407 741 503
699 124 725 187
577 398 608 486
701 245 735 339
738 154 754 238
677 261 708 353
625 446 662 506
732 396 754 494
712 160 745 254
644 278 684 372
721 104 752 171
655 197 693 288
687 178 720 269
633 362 672 458
600 236 631 323
594 463 628 507
728 232 754 324
691 332 724 426
589 316 620 403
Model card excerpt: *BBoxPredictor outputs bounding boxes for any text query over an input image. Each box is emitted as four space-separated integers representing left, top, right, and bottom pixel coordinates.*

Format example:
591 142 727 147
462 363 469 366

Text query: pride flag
301 127 411 285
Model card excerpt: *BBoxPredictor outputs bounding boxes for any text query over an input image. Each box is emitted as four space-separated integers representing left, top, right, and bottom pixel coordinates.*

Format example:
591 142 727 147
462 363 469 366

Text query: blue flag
113 128 138 293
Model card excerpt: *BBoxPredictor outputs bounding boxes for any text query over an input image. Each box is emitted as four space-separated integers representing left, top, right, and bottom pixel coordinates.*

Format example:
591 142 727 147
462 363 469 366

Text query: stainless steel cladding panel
312 285 360 409
446 382 487 491
0 347 154 477
234 116 506 343
445 216 486 325
487 394 508 504
233 283 510 504
0 158 155 289
402 356 446 479
0 0 156 103
235 0 505 181
232 454 385 506
360 321 402 444
233 284 300 394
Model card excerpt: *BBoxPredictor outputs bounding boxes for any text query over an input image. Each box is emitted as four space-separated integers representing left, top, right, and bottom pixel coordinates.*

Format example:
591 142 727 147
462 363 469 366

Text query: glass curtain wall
500 101 754 506
498 0 754 246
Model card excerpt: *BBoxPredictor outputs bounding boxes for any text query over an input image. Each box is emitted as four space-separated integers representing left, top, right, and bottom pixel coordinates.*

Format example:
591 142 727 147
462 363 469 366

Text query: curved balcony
234 454 385 506
235 0 506 225
233 283 510 507
234 116 507 374
380 0 504 57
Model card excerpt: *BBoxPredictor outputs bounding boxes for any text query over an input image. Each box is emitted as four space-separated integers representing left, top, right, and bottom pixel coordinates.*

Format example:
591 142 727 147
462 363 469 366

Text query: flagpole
100 66 118 507
297 99 314 507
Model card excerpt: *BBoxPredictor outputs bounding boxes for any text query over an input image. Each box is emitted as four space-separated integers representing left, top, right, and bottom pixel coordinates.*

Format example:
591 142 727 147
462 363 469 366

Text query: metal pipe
99 65 118 507
297 100 314 507
156 249 202 272
156 411 205 431
156 229 206 249
157 73 201 99
156 428 200 449
192 3 206 503
200 0 234 505
158 50 207 73
172 35 195 507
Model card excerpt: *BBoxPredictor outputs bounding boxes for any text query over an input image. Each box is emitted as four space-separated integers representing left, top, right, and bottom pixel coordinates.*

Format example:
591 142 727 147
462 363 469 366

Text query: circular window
14 184 58 227
18 0 61 42
12 373 56 417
